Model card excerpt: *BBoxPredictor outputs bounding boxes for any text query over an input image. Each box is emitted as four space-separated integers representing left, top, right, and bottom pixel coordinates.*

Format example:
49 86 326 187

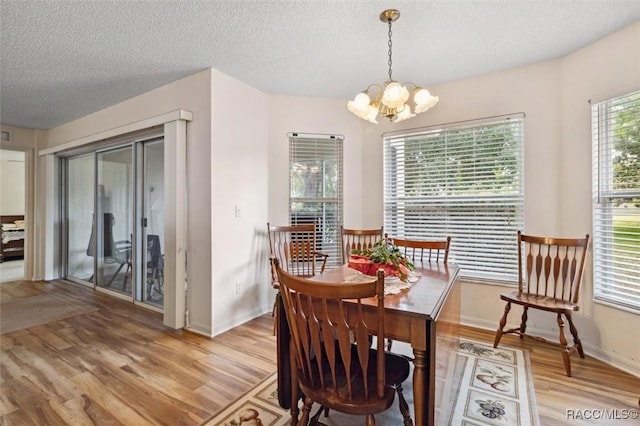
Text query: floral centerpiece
348 238 415 282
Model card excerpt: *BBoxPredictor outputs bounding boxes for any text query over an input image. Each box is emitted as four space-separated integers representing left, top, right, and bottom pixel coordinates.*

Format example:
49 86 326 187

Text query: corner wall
557 21 640 374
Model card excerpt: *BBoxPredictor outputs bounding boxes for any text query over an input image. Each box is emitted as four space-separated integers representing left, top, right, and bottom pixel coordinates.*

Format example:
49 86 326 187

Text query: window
289 134 343 267
592 90 640 312
383 115 524 282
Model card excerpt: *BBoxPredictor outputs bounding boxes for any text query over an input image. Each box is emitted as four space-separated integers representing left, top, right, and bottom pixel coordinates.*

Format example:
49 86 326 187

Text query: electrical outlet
235 282 242 294
234 205 241 218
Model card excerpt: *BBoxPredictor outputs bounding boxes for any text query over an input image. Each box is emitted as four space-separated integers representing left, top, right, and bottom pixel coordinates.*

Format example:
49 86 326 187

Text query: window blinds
383 116 524 282
289 135 344 267
592 90 640 312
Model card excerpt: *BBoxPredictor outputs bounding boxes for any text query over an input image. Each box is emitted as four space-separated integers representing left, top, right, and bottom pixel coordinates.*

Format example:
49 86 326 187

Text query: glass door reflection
138 139 164 308
66 154 95 283
96 146 133 295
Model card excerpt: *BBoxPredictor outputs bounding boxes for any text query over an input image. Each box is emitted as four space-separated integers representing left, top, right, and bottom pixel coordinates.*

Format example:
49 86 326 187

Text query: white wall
0 150 25 215
207 69 270 335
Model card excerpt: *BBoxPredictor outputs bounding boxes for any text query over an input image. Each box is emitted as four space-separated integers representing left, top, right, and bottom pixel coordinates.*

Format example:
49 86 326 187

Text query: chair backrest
386 234 451 264
268 222 318 278
341 227 384 264
518 231 590 304
275 260 387 403
147 234 161 268
87 213 116 257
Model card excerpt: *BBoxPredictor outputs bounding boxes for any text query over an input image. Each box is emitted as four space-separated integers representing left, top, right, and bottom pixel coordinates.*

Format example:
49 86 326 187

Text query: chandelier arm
347 9 438 124
366 83 384 94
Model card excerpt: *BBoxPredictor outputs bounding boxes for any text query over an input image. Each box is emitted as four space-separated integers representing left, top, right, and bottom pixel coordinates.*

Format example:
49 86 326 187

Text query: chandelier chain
347 9 438 123
387 19 393 81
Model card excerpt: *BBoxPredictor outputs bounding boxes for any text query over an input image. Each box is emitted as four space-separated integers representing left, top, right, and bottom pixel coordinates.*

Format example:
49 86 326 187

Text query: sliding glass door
137 140 164 308
66 154 95 282
95 146 133 295
64 137 164 309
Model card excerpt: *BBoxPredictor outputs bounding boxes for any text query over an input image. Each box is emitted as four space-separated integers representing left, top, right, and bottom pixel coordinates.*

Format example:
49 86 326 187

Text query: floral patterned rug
202 340 538 426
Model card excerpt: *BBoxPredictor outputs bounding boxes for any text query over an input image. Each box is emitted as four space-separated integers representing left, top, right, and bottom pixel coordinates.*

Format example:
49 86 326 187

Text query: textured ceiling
1 0 640 130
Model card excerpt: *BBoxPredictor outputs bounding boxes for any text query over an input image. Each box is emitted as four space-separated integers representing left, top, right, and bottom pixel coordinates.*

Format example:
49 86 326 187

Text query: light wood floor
1 279 638 425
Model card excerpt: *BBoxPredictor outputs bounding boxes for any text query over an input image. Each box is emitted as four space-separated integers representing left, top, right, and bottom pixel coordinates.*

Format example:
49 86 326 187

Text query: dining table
275 262 462 426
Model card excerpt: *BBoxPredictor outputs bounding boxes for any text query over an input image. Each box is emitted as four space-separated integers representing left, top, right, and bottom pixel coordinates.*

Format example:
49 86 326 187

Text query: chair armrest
315 250 329 273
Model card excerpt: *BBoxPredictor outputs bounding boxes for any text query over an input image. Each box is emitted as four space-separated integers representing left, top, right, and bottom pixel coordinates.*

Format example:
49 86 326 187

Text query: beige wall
267 95 368 227
38 68 272 337
0 125 45 280
208 68 269 335
0 150 25 215
43 70 215 332
267 22 640 375
557 21 640 373
13 20 640 373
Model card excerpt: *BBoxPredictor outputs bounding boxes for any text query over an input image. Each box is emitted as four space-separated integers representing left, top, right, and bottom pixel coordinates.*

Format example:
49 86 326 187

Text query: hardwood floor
1 280 277 425
1 279 638 425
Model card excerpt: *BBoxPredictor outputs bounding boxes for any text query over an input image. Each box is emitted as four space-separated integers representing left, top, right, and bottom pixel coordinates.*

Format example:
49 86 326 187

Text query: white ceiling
2 0 640 130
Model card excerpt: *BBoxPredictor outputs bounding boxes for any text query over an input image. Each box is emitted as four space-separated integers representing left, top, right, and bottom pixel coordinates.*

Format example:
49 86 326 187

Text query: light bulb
382 82 409 108
354 92 370 108
414 88 431 105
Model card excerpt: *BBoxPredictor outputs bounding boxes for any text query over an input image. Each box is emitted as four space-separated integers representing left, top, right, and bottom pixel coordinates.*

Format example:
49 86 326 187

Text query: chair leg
556 313 572 377
365 414 376 426
309 405 325 425
519 306 528 338
297 397 312 426
272 294 279 336
566 312 585 358
396 384 414 426
494 302 511 348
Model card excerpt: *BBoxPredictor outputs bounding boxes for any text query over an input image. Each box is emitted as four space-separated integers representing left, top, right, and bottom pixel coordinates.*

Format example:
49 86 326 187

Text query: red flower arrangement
348 238 415 282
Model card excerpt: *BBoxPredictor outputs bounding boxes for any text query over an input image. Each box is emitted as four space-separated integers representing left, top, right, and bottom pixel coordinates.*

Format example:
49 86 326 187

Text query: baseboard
211 306 272 337
461 316 640 378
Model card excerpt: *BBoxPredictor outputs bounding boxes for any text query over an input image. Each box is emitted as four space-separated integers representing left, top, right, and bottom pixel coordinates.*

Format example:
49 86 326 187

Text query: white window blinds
289 134 344 267
592 90 640 312
383 115 525 282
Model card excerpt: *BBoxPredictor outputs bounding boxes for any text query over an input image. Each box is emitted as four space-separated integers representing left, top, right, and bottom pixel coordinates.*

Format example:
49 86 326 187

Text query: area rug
202 340 539 426
0 293 99 334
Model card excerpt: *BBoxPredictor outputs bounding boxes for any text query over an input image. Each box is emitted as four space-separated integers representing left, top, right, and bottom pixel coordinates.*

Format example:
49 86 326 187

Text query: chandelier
347 9 439 124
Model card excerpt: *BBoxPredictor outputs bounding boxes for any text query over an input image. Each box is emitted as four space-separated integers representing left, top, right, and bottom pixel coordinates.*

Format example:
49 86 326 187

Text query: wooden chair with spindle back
267 222 329 334
274 259 413 426
341 227 384 264
494 231 590 377
383 234 451 352
268 222 329 283
386 234 451 264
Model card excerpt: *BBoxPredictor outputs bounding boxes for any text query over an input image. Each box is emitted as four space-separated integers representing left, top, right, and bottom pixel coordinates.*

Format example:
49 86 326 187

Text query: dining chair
494 231 590 377
146 234 164 300
383 234 451 352
267 222 329 335
274 259 413 426
341 226 384 264
386 234 451 264
267 222 328 283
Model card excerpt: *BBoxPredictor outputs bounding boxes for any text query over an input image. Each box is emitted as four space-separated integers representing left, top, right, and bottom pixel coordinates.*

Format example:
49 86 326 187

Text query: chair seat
300 345 411 416
500 291 579 312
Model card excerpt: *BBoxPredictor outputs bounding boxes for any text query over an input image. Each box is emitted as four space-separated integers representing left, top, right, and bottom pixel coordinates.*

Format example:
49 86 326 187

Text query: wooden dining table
275 262 462 426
